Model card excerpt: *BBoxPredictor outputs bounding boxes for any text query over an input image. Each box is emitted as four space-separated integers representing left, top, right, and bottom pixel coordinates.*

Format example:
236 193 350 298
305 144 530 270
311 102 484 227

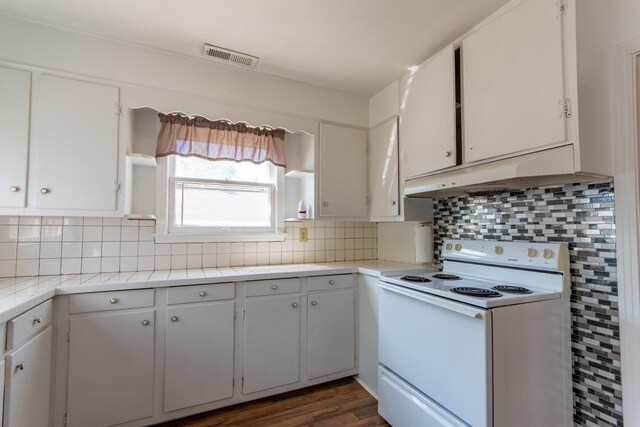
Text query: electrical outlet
299 228 308 242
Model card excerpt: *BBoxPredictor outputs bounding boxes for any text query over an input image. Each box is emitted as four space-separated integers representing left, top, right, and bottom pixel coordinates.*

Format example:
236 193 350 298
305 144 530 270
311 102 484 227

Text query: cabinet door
4 327 52 427
463 0 565 162
318 123 367 218
399 45 456 179
369 117 400 219
67 310 155 427
31 74 120 211
308 289 356 379
0 67 31 208
164 302 235 412
243 295 300 394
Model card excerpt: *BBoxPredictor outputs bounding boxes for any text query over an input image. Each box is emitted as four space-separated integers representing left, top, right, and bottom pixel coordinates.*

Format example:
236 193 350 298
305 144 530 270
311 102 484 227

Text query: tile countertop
0 260 436 324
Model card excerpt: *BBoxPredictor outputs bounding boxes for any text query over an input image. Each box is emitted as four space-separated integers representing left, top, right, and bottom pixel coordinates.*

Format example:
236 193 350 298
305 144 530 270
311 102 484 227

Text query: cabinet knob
311 300 318 306
444 151 452 157
109 297 118 304
271 284 278 290
9 186 19 193
199 291 207 297
391 200 396 205
16 362 25 371
141 320 150 326
323 202 328 207
40 188 50 194
171 316 179 322
291 303 298 308
33 317 42 325
328 280 335 285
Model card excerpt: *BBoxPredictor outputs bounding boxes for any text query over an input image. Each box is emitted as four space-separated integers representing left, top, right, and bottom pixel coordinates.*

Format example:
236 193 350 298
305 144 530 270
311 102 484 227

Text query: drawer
167 282 235 305
7 299 53 350
244 278 301 297
69 289 155 314
307 274 354 292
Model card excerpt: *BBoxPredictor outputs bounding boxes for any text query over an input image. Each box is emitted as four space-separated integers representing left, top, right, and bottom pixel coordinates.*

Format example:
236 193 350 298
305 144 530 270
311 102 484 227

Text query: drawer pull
171 316 179 322
199 291 207 297
33 317 42 325
40 188 50 194
109 298 118 304
311 301 318 306
16 362 25 371
271 285 278 290
10 186 19 192
291 303 298 308
329 280 335 285
141 320 150 326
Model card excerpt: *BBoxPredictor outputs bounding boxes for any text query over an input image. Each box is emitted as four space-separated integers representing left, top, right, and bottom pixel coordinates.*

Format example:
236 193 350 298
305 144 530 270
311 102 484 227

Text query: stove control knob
527 248 538 258
543 249 554 259
494 246 504 255
454 244 462 251
445 243 452 251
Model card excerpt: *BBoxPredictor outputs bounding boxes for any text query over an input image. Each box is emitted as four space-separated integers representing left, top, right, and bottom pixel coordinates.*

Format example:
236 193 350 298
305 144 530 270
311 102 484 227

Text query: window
152 113 288 243
170 157 274 231
166 156 283 238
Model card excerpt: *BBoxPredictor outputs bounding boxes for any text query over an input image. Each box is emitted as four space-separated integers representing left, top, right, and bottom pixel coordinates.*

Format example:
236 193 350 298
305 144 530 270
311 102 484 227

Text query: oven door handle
378 283 486 319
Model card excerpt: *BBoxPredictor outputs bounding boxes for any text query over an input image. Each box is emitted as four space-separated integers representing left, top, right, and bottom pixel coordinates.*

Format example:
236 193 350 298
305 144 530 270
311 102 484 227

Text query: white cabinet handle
40 188 49 194
109 298 118 304
323 202 328 206
199 291 207 297
444 151 452 157
328 280 335 285
33 317 42 325
311 301 318 306
271 285 278 290
391 201 396 205
171 316 179 322
9 186 19 192
141 320 150 326
291 303 298 308
16 362 25 371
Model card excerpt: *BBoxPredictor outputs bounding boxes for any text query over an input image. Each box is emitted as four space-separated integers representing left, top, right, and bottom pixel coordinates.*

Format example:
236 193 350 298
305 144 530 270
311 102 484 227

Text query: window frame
155 156 286 243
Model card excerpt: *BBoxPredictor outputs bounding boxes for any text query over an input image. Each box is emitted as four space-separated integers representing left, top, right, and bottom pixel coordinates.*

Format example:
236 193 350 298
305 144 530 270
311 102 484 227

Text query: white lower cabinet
4 327 52 427
67 310 155 427
307 289 356 379
164 301 235 412
242 294 301 394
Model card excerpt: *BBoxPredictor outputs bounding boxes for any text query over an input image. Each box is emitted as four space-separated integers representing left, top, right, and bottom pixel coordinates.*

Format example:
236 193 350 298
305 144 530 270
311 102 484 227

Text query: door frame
611 34 640 426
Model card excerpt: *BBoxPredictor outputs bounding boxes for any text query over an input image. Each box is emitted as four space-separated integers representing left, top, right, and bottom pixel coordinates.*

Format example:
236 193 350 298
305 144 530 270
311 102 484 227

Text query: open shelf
127 153 157 167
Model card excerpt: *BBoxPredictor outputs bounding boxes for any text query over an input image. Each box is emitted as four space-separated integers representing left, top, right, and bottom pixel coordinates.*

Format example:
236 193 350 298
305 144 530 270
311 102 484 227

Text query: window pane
175 157 270 183
174 181 271 228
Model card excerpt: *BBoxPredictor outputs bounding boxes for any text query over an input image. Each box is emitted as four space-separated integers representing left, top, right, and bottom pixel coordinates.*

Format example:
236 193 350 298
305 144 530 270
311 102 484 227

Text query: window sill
154 232 287 243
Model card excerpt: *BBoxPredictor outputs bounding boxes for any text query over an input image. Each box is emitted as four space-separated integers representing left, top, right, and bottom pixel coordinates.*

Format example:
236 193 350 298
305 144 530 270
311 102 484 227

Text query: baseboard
354 375 378 400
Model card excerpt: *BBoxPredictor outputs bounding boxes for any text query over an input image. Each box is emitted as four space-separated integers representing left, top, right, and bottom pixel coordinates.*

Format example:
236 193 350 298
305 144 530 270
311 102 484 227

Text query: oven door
378 282 492 427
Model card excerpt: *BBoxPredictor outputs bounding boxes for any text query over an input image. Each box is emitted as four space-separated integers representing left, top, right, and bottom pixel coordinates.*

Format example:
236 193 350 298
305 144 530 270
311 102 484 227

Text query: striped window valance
156 113 286 167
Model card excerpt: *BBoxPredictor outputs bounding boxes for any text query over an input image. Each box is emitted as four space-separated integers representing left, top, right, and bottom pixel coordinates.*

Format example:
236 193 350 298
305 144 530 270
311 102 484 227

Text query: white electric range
377 239 573 427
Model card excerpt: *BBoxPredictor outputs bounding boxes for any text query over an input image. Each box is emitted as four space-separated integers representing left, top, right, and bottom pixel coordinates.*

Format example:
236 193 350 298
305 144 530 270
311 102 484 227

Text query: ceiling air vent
202 43 259 68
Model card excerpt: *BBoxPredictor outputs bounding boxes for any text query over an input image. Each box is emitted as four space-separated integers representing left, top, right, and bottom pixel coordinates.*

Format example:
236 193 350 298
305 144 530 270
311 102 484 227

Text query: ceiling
0 0 509 97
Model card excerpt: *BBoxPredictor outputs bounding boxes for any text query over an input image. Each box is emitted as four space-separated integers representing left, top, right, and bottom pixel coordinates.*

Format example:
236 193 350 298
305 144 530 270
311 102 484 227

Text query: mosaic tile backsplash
432 180 622 427
0 218 377 278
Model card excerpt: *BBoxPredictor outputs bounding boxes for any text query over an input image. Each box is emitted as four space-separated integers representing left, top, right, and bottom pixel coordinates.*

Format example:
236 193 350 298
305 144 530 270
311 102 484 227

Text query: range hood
404 145 605 198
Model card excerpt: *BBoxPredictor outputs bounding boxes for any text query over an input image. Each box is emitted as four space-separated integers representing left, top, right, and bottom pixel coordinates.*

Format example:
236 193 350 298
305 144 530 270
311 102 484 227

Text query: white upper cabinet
0 66 31 208
399 44 457 180
369 117 400 219
318 122 367 218
31 74 120 212
463 0 566 163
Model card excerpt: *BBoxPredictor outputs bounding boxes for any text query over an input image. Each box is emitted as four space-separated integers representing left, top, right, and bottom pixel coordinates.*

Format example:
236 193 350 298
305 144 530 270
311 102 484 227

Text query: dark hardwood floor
156 377 390 427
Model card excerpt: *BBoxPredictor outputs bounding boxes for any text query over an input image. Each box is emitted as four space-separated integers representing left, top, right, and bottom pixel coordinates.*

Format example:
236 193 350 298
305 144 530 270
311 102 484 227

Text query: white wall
0 14 368 128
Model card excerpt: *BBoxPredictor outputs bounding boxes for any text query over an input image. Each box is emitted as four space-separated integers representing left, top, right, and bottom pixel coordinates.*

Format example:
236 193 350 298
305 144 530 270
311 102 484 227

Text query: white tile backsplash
0 217 378 277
